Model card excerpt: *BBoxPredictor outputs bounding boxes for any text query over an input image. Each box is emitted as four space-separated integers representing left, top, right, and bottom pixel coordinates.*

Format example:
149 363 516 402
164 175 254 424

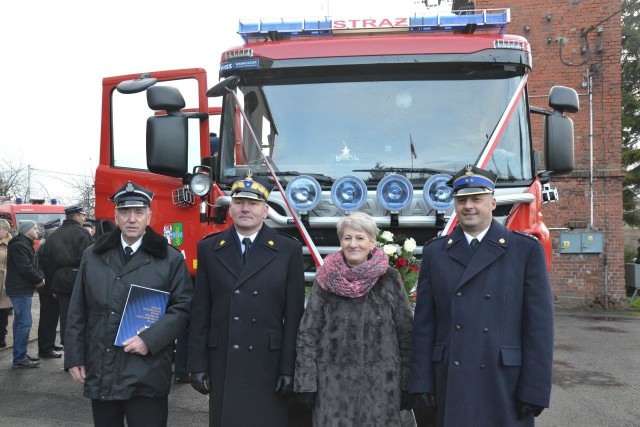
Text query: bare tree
0 160 27 199
70 175 96 217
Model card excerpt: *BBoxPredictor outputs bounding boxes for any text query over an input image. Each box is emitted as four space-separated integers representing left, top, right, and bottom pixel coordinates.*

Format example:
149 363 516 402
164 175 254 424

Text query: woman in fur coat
294 212 414 426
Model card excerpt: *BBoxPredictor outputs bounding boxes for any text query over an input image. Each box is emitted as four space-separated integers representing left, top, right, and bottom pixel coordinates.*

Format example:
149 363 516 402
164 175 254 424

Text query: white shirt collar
121 235 143 253
236 230 259 245
464 226 490 244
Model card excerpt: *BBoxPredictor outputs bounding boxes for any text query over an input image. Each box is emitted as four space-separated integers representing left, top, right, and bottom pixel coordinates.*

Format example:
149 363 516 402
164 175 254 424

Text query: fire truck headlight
377 174 413 213
285 176 321 213
331 176 367 212
423 174 454 211
189 173 212 197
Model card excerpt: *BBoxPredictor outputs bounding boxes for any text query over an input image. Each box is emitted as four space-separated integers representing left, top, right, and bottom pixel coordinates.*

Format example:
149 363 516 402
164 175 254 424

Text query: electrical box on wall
559 232 604 254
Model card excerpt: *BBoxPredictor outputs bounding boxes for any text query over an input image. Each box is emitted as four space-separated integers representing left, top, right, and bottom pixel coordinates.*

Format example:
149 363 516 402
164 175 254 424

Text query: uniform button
106 348 110 352
483 328 489 333
233 316 239 321
233 345 239 350
485 294 491 299
234 290 240 295
455 325 461 330
110 311 115 315
253 291 258 296
480 364 486 369
248 346 253 351
456 292 462 297
454 360 460 366
251 318 257 323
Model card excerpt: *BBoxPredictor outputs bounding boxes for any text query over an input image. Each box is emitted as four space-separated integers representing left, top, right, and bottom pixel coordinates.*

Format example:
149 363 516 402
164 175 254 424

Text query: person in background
409 165 554 426
40 205 93 353
6 220 45 368
189 172 305 427
82 221 96 240
209 132 219 156
294 212 414 426
65 181 192 427
0 219 13 348
36 218 63 357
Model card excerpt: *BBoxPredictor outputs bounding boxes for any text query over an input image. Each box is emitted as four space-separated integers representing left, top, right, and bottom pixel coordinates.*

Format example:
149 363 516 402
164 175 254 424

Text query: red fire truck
0 198 66 247
94 8 578 277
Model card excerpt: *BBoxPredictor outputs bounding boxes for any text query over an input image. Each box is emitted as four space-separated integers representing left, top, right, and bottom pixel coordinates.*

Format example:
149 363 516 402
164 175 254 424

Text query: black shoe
38 350 62 359
54 345 64 351
27 354 40 361
173 376 191 384
13 360 40 368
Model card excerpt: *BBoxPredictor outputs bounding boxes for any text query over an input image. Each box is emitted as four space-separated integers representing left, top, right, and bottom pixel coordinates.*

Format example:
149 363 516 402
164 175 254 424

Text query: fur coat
294 267 414 426
0 237 11 309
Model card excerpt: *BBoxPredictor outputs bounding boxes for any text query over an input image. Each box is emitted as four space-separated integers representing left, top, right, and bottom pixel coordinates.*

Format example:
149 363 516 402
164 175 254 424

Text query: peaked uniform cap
64 205 86 215
448 165 497 196
230 171 270 201
109 181 154 208
43 218 62 230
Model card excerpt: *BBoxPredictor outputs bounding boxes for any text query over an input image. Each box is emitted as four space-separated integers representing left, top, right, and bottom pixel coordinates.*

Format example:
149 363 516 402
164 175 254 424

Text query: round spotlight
423 173 454 211
189 173 212 197
331 176 367 212
285 176 322 213
376 174 413 212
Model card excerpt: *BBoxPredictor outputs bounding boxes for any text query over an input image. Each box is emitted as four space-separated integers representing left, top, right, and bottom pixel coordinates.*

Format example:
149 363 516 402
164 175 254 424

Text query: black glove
190 372 210 395
411 393 436 411
400 392 413 410
296 391 317 410
274 375 294 397
517 400 544 419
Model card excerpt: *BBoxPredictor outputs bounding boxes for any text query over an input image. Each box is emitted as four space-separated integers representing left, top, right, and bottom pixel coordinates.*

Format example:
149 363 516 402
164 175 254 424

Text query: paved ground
1 296 639 426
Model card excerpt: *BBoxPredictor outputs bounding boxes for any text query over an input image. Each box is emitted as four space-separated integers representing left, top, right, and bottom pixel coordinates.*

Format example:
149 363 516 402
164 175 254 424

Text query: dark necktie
470 238 480 251
124 246 134 264
242 238 252 263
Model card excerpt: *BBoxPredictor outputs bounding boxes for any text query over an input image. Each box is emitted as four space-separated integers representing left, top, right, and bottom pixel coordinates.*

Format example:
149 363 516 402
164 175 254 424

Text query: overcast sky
1 0 430 203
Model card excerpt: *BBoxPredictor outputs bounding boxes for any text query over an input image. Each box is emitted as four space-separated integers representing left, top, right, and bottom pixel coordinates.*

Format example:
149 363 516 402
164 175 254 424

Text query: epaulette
276 232 299 242
425 234 447 246
200 231 223 242
514 231 539 241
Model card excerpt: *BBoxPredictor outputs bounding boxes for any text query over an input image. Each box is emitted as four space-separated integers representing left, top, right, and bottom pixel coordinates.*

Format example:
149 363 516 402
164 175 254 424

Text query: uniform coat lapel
449 221 509 290
234 226 278 289
212 228 243 280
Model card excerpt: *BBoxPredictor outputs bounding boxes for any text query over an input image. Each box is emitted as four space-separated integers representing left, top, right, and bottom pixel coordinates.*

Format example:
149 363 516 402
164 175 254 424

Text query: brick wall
478 0 625 306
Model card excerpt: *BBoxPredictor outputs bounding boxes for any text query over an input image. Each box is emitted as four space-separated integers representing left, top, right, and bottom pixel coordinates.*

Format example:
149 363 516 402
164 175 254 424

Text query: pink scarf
316 247 389 298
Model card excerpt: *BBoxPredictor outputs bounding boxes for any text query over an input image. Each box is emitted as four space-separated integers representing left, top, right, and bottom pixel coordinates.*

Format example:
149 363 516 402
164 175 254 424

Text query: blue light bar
238 9 510 43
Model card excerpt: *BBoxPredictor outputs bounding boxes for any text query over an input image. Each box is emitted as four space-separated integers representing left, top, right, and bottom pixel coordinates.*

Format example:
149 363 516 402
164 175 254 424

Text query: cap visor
116 200 149 208
231 191 265 201
453 187 494 197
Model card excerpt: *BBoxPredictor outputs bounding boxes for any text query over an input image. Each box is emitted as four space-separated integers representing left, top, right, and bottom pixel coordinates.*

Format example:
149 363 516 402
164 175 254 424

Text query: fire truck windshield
15 213 65 236
219 69 532 188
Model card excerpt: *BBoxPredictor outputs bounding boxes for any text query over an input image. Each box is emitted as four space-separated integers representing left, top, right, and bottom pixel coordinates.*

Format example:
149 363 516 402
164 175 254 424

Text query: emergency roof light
238 8 510 43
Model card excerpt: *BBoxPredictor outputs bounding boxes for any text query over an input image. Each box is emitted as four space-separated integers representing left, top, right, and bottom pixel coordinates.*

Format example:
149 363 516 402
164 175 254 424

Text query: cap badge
465 164 474 175
126 182 135 193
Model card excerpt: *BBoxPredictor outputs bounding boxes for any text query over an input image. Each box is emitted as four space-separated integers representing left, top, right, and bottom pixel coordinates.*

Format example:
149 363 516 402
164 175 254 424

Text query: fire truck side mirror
543 86 578 175
543 114 574 175
146 86 188 178
548 86 579 114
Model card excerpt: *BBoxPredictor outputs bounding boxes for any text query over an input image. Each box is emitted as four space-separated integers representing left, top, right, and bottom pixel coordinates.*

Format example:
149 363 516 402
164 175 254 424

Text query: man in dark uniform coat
189 172 306 427
410 165 554 426
40 205 93 354
36 218 63 356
